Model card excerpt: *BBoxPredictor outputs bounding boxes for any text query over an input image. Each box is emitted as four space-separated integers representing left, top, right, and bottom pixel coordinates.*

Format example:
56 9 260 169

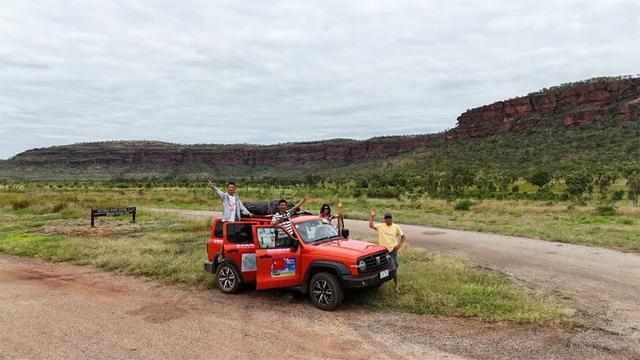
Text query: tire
216 262 241 294
309 272 344 311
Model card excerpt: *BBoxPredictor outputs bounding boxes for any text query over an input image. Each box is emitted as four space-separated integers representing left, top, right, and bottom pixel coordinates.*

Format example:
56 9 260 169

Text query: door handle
259 254 272 259
226 249 239 253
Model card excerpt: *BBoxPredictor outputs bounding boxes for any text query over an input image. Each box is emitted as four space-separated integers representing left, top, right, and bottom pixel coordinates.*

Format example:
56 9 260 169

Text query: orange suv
203 214 394 310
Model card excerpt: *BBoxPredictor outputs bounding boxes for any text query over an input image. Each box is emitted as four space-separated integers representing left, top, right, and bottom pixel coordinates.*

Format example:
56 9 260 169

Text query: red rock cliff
446 77 640 139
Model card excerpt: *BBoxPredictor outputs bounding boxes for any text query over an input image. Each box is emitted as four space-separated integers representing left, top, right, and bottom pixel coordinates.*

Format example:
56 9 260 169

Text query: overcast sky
0 1 638 159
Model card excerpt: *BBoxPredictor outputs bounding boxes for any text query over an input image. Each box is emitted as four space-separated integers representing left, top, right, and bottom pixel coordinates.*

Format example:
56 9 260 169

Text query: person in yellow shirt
369 208 405 293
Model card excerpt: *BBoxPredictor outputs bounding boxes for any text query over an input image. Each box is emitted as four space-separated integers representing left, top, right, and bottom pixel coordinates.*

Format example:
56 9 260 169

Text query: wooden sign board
91 207 136 227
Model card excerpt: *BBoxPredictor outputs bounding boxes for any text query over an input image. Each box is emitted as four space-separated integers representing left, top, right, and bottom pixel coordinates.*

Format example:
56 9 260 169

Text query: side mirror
341 229 350 238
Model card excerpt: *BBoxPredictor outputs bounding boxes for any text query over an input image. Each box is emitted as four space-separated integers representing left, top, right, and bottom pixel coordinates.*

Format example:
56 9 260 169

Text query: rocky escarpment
446 77 640 139
8 135 440 168
2 76 639 179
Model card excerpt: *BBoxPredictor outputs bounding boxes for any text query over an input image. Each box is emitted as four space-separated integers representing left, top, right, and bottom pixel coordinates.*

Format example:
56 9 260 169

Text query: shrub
51 202 67 213
526 170 552 188
565 171 593 198
11 200 31 210
595 204 617 216
366 187 400 199
611 190 625 201
454 199 474 211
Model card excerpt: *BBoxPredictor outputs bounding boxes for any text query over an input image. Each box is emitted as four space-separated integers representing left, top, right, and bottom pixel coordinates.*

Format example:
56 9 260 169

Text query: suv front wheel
216 262 241 294
309 272 344 311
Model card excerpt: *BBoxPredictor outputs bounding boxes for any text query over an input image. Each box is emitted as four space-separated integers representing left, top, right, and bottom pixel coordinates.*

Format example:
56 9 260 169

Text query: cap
383 212 393 219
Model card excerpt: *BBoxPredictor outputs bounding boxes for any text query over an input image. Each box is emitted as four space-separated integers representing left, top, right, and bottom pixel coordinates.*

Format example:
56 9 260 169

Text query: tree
303 174 321 187
627 172 640 206
424 171 440 195
441 168 475 195
526 170 552 188
475 172 497 197
495 172 517 193
596 171 618 199
565 171 593 198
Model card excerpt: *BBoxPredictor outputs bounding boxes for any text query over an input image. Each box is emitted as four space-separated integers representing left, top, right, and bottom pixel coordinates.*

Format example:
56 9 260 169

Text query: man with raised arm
369 208 405 293
271 195 311 236
208 179 253 262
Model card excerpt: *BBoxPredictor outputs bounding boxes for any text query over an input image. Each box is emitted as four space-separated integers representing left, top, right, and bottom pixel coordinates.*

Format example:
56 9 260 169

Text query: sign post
91 207 136 227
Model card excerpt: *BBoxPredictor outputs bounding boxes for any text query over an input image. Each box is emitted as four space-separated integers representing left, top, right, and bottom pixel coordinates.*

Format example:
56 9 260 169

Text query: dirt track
1 254 638 360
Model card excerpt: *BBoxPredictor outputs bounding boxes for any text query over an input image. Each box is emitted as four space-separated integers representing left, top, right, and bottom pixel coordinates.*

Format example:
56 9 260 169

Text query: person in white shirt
208 179 253 222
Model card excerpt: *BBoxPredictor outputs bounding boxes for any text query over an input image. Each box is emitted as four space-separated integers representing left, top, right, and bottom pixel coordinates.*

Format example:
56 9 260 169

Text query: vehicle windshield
294 219 339 243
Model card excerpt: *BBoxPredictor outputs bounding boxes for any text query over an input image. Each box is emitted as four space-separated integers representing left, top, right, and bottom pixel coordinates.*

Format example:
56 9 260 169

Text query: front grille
362 251 389 273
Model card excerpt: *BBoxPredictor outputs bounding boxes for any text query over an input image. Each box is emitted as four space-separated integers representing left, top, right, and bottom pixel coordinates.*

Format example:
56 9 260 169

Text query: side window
225 223 253 244
257 227 294 249
275 228 294 248
214 221 223 238
257 228 276 249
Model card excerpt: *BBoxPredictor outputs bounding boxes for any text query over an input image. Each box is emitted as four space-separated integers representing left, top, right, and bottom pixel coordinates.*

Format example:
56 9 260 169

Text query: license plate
379 269 389 279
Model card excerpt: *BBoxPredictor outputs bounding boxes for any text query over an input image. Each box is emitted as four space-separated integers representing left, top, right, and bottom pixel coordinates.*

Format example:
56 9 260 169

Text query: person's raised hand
303 194 311 201
337 200 343 209
370 208 377 217
207 179 214 188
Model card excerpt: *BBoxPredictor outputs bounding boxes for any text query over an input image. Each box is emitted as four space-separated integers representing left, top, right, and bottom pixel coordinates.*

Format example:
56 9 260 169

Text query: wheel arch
218 259 245 284
301 260 350 293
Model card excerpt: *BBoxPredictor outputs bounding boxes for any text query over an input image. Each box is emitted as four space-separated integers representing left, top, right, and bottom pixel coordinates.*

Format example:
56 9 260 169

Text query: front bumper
338 268 396 289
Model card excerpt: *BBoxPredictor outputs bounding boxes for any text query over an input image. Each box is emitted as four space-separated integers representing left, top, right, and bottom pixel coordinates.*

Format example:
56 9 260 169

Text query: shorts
389 249 399 270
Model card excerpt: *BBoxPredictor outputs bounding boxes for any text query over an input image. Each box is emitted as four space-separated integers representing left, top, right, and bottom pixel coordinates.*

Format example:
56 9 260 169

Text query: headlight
357 259 367 272
386 254 391 262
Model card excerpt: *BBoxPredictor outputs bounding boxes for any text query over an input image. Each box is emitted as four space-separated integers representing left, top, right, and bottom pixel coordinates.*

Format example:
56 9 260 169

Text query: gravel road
1 254 637 359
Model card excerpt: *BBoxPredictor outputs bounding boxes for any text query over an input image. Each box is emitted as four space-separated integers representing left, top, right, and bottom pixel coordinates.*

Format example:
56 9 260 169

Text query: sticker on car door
271 257 296 277
241 253 257 272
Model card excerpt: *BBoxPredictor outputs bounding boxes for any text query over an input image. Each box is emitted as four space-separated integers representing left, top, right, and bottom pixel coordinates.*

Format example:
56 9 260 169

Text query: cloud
0 0 638 158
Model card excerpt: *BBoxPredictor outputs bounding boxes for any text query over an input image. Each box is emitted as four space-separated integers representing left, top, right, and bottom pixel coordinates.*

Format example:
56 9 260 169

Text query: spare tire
269 199 294 214
243 201 270 216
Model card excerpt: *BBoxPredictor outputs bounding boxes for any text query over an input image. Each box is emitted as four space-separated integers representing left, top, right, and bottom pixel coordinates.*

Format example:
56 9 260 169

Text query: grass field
0 184 575 324
3 182 638 251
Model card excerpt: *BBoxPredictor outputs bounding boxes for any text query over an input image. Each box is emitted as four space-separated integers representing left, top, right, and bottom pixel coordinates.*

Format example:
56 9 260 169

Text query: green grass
348 247 572 323
2 183 640 252
0 195 573 325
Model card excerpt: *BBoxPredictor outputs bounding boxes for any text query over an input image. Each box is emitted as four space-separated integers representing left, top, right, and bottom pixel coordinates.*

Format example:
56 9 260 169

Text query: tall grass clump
595 204 617 216
11 200 31 210
454 199 474 211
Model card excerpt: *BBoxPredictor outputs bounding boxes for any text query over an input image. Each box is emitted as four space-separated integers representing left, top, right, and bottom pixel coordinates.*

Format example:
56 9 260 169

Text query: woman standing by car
319 201 343 228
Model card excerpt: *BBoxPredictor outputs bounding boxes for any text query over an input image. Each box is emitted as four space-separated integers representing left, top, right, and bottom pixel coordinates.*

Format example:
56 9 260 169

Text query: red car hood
313 238 385 257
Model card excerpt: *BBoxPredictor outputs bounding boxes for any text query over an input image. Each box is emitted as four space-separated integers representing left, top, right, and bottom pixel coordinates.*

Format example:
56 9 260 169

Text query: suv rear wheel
309 272 343 311
216 262 240 294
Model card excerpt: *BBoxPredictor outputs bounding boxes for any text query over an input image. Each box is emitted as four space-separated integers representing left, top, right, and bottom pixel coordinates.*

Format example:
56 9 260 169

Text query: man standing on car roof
369 208 405 293
208 180 253 262
271 195 311 236
208 179 253 222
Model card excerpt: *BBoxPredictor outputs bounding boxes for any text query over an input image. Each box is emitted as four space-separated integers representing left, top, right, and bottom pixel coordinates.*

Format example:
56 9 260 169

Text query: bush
611 190 625 201
595 204 617 216
11 200 31 210
526 170 552 188
366 187 400 199
565 171 593 198
51 202 67 213
454 199 474 211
